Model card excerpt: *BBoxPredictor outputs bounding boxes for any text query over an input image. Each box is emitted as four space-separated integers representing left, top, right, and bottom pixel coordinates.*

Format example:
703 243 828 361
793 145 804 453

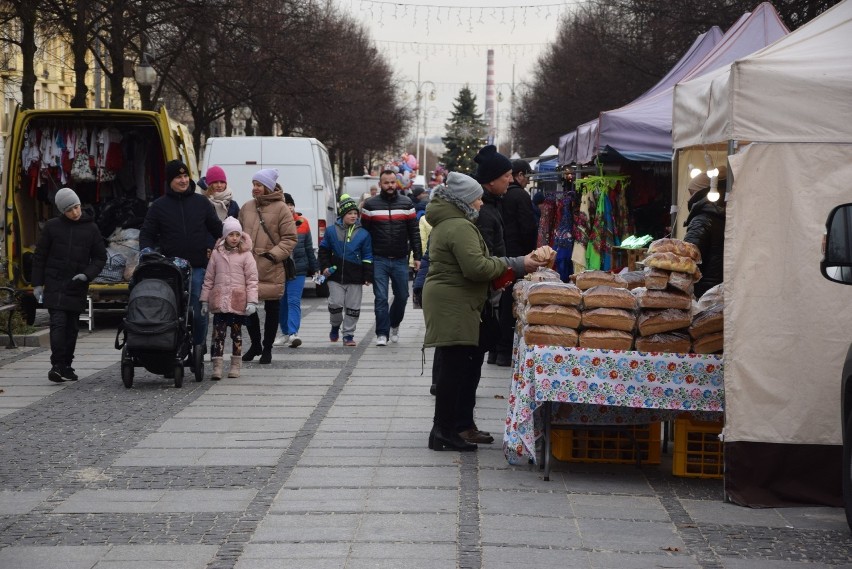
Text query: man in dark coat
32 188 107 382
492 159 539 366
140 160 223 348
684 166 727 298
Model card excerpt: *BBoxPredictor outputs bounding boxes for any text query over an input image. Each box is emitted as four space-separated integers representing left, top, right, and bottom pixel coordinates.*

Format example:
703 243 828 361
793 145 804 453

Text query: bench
0 286 19 349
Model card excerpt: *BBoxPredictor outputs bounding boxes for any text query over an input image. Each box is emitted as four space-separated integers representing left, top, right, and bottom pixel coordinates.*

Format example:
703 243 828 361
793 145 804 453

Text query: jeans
279 275 306 335
372 256 410 337
190 267 207 346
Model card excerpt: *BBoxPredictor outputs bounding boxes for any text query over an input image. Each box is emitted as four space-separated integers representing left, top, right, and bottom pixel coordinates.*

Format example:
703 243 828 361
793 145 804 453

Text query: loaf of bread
642 251 698 275
667 270 696 294
643 267 669 290
526 304 582 328
527 282 582 306
633 287 693 310
582 285 637 310
689 303 723 339
575 270 628 290
647 238 702 262
693 331 723 354
637 308 691 335
620 270 645 290
579 329 633 350
635 332 692 354
524 325 579 347
527 267 562 282
581 307 636 332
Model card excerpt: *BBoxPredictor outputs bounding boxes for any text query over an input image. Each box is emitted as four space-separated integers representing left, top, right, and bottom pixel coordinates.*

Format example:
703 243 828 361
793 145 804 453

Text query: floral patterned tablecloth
503 343 724 465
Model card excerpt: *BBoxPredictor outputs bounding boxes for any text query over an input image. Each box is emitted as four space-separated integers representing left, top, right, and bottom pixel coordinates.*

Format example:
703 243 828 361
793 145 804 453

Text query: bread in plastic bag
579 328 633 350
635 332 692 354
693 331 723 354
526 281 582 306
524 324 579 347
637 308 691 335
642 251 698 275
689 302 723 339
581 307 636 332
582 285 637 310
633 287 692 310
526 304 582 328
575 270 628 290
647 237 702 262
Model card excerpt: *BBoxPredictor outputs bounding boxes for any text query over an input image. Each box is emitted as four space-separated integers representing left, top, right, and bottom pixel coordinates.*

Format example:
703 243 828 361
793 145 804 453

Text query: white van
201 137 338 295
342 175 380 203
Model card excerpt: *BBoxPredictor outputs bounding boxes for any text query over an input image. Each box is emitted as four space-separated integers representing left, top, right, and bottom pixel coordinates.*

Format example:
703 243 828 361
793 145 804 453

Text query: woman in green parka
423 172 545 451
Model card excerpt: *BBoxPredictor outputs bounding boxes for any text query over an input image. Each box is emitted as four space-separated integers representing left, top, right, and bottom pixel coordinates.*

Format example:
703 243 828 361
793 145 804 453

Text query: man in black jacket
360 169 421 346
140 160 223 350
684 166 727 298
491 159 539 366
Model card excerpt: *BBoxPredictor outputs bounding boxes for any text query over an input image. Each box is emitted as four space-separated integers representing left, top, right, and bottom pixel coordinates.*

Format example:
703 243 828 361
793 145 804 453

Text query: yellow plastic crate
672 417 724 479
550 422 661 465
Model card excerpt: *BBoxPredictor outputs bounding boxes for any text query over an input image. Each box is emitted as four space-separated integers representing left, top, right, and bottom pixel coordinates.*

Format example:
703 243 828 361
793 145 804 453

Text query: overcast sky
339 0 568 156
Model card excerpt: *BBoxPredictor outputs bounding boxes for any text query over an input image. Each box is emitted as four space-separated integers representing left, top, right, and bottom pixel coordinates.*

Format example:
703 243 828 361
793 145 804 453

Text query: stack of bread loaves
632 238 702 353
690 284 724 354
576 271 635 350
521 280 582 347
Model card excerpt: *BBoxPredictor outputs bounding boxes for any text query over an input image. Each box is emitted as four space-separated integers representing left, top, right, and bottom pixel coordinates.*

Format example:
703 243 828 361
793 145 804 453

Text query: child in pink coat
201 217 259 379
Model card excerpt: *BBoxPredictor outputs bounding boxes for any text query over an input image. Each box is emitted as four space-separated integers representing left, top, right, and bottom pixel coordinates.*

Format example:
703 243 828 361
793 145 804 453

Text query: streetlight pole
496 64 517 156
405 63 435 173
421 106 439 179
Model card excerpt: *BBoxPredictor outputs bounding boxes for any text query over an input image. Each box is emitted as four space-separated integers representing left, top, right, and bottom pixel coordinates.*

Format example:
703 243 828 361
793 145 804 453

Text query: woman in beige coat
238 168 297 363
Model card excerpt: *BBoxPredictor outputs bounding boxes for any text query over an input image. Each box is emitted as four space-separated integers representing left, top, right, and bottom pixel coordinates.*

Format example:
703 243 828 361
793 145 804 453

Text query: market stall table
503 342 724 480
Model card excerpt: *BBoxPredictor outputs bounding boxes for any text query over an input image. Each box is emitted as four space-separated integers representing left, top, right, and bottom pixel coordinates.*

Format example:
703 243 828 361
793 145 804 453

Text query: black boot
242 344 262 362
48 365 64 383
428 428 477 452
60 366 79 381
258 347 272 364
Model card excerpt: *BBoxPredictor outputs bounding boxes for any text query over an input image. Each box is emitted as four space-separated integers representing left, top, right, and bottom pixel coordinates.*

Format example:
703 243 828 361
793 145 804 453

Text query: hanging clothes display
574 174 631 271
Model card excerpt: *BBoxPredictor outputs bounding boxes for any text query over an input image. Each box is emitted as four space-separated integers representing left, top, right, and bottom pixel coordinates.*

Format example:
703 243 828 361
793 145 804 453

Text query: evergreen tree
440 87 487 175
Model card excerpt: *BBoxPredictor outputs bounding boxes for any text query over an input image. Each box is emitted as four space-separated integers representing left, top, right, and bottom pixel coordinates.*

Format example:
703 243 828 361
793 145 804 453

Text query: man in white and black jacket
360 169 422 346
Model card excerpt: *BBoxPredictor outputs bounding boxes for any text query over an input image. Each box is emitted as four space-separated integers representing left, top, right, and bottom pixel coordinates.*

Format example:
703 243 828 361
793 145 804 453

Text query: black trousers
245 299 280 350
48 309 80 368
432 345 483 434
495 283 516 358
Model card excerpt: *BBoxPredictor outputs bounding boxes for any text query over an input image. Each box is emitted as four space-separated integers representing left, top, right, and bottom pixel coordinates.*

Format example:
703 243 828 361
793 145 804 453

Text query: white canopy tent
672 0 852 507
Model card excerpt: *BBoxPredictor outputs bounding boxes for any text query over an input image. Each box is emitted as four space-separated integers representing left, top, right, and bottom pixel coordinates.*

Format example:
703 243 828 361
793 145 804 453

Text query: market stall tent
595 2 787 162
672 0 852 507
558 25 723 165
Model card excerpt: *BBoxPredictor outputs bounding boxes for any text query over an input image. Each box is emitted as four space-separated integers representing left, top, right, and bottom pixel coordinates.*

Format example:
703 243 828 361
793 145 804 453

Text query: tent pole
670 150 679 237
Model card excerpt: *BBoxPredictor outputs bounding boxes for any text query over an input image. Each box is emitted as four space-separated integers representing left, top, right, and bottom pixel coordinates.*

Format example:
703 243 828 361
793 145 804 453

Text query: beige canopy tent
672 0 852 507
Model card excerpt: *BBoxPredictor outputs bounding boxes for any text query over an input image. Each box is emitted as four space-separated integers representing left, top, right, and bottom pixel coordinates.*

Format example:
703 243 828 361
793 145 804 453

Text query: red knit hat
206 165 227 185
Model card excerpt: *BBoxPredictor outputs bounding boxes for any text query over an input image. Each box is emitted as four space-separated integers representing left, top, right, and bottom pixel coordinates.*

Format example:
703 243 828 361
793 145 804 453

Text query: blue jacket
293 212 318 276
318 219 373 284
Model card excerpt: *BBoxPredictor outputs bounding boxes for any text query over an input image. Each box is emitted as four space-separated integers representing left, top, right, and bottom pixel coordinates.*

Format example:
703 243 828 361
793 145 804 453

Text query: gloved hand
245 303 257 316
33 286 44 304
200 302 209 316
72 273 88 282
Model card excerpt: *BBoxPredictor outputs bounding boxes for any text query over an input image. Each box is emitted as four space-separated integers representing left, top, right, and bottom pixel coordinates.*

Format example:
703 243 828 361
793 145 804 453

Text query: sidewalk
0 290 849 569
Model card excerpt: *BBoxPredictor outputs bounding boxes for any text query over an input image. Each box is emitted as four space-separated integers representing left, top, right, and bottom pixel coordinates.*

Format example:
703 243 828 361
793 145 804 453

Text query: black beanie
166 159 189 184
473 145 512 184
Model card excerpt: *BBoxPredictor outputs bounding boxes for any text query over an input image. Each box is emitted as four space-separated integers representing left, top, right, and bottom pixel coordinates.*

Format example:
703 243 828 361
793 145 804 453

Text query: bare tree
0 0 41 109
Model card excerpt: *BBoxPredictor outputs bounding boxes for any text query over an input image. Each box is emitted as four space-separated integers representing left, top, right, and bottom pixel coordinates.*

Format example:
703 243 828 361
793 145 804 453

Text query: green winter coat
422 195 508 347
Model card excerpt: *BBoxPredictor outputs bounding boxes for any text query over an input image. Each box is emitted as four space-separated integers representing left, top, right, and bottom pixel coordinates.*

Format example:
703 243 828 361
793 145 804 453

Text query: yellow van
0 107 198 323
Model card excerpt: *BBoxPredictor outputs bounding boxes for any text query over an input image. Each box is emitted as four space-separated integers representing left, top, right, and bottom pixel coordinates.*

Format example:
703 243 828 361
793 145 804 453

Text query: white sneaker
272 332 289 347
288 334 302 348
390 327 399 343
376 335 388 346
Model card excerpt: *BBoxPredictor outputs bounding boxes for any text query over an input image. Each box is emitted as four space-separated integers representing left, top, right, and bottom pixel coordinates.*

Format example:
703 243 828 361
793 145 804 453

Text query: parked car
820 202 852 531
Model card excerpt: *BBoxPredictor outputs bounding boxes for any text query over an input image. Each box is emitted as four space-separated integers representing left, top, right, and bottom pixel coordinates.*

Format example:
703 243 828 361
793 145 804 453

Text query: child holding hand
201 217 258 379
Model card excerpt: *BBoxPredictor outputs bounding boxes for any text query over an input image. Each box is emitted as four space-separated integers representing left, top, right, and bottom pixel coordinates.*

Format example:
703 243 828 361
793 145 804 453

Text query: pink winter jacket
200 232 259 315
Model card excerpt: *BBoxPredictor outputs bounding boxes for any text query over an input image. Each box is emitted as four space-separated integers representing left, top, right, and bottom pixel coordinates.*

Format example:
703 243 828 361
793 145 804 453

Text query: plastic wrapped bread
643 267 669 290
642 251 698 275
579 329 633 350
620 270 645 290
637 308 691 336
581 307 636 332
633 287 692 310
635 332 692 354
693 331 723 354
695 283 724 313
527 267 562 283
575 270 628 291
667 270 696 294
526 304 582 328
582 285 637 310
527 282 582 306
524 325 579 347
689 303 723 339
647 238 702 262
530 245 557 268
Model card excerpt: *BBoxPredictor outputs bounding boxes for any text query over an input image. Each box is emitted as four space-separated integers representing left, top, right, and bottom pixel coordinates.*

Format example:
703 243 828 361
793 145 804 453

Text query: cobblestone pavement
0 292 850 568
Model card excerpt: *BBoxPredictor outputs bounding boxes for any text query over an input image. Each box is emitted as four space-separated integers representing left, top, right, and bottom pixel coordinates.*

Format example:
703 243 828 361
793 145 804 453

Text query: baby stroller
115 252 203 388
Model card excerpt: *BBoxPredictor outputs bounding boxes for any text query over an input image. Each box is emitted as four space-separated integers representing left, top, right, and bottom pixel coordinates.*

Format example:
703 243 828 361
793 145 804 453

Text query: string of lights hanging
373 40 546 59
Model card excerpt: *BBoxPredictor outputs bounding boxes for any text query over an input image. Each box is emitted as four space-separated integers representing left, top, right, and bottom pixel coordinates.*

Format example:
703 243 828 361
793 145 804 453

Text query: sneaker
343 336 356 346
272 332 290 347
390 327 399 343
48 366 64 383
376 335 388 346
288 334 302 348
330 326 340 342
60 366 79 381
